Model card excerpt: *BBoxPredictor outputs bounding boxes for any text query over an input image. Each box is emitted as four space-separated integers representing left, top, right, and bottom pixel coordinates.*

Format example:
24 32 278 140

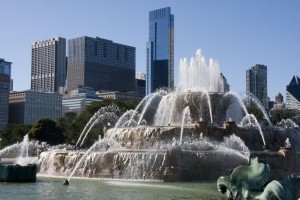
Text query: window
116 46 120 60
125 48 128 62
94 41 98 56
103 43 107 58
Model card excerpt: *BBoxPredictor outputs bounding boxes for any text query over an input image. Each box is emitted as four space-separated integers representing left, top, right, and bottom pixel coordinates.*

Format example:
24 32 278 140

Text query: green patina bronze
217 157 300 200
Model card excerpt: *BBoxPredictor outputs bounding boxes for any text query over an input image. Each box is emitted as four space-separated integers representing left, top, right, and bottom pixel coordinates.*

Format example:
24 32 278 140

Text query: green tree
247 106 269 126
56 112 77 141
64 99 139 147
269 109 300 125
1 124 32 148
29 118 64 145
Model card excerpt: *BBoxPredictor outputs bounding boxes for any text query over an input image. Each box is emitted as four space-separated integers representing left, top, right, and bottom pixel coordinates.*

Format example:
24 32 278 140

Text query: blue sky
1 0 300 101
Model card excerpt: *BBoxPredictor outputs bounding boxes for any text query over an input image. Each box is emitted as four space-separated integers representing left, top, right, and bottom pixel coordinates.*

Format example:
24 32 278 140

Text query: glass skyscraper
67 36 136 93
246 64 269 108
0 58 11 130
146 7 174 94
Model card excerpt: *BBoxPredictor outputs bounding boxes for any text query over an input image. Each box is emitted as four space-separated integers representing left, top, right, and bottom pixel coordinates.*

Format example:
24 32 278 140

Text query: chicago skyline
1 1 300 100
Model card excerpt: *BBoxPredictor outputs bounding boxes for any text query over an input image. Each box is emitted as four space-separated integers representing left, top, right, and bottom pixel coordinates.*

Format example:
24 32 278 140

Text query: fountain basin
0 164 37 182
38 149 248 181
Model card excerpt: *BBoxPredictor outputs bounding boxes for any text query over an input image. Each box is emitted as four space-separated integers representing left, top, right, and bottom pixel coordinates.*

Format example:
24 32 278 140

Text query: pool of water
0 176 226 200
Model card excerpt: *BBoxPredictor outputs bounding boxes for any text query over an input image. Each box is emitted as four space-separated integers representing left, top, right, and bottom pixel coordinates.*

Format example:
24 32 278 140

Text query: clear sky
1 0 299 101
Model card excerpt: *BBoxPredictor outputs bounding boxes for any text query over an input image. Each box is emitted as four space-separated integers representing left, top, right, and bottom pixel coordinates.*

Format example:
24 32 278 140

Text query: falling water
202 90 213 124
137 93 162 126
180 106 191 145
107 110 137 144
154 93 173 126
127 93 155 127
76 105 120 147
225 91 249 116
68 140 105 182
168 88 179 125
79 118 100 148
248 93 272 127
75 111 99 147
78 112 118 148
178 49 221 93
15 134 38 166
19 134 29 158
242 114 266 146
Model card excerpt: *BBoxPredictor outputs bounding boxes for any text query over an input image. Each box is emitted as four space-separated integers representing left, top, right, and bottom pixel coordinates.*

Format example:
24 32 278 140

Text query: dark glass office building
146 7 174 94
67 36 136 92
0 58 11 130
246 64 269 108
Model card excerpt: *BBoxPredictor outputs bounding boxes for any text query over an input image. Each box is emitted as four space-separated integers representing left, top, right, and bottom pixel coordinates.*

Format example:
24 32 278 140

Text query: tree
1 124 32 148
269 109 300 126
57 112 77 142
29 118 64 145
247 106 269 126
64 99 139 146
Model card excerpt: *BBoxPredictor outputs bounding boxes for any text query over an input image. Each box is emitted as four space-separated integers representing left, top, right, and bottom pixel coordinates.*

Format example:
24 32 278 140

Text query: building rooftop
287 75 300 102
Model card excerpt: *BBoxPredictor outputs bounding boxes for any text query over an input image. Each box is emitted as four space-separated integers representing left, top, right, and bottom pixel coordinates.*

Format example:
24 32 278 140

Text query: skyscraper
0 58 12 91
0 58 11 130
273 92 284 109
31 37 66 92
146 7 174 94
67 36 136 92
286 75 300 109
246 64 269 108
220 73 230 93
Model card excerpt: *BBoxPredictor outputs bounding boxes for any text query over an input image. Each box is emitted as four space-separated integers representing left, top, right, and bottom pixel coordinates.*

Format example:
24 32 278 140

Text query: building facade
96 91 144 101
286 76 300 109
62 86 101 115
220 73 230 93
136 72 146 96
146 7 174 94
246 64 269 108
0 73 10 130
67 36 136 93
9 90 62 124
31 37 66 92
0 58 12 91
273 92 284 109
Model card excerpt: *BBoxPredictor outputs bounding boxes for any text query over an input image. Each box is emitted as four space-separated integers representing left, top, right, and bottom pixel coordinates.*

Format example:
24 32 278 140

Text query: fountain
0 134 38 182
36 50 300 187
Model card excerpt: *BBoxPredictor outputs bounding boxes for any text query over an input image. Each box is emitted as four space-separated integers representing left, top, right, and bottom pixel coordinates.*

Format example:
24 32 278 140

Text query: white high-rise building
31 37 66 93
286 75 300 109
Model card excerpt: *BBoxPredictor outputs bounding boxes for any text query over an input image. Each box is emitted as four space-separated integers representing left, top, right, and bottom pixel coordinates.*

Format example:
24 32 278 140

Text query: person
63 180 69 185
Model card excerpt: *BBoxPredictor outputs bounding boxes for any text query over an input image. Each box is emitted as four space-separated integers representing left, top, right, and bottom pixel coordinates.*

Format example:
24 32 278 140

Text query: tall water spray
75 105 120 148
180 107 192 145
178 49 222 92
248 93 272 127
201 90 213 124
